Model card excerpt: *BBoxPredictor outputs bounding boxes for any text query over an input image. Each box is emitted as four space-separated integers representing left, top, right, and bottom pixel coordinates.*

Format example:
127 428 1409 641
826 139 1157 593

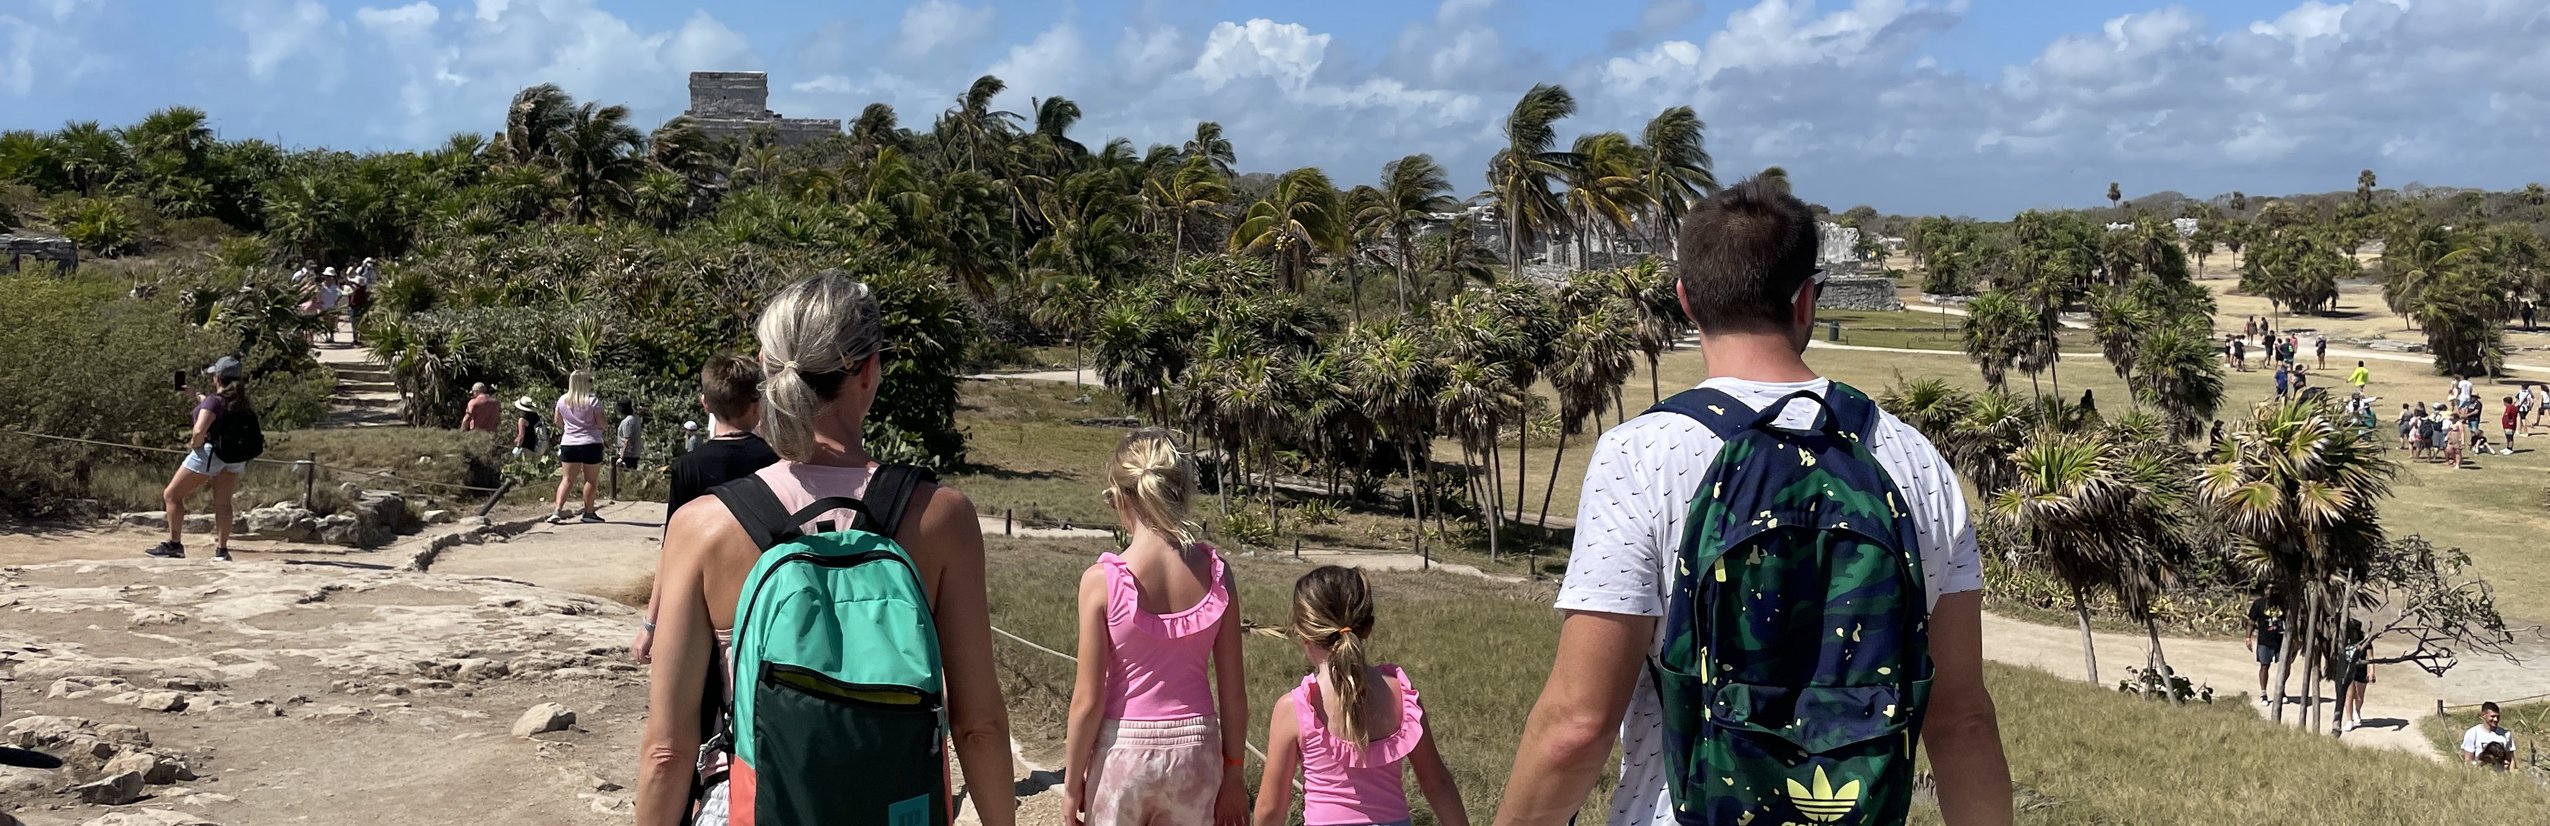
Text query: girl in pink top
1066 429 1249 826
1255 566 1466 826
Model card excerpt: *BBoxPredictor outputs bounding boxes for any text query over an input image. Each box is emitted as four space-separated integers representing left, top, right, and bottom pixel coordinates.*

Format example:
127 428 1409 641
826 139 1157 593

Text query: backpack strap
862 464 937 540
708 475 798 552
1647 387 1754 442
1649 383 1880 442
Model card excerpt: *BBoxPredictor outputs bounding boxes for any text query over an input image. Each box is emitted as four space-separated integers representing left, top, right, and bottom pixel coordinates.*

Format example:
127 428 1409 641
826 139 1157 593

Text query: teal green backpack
704 465 947 826
1646 385 1931 826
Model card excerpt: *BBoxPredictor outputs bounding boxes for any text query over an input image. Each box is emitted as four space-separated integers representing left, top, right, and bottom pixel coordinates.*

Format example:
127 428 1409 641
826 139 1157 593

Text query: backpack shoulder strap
1646 387 1754 442
863 464 938 539
708 474 798 551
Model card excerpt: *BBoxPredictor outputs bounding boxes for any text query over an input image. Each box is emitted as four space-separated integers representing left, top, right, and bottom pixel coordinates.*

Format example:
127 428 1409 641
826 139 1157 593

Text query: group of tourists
2228 317 2330 377
2391 377 2546 467
458 376 650 524
290 258 377 345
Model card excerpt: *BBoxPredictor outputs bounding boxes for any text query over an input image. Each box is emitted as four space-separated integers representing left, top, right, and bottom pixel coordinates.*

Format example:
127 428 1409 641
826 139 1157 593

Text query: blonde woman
1065 429 1249 826
550 369 607 524
635 272 1013 826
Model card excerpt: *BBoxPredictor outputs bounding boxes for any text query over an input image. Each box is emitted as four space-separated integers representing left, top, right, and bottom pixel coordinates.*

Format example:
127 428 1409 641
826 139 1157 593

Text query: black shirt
2249 597 2286 643
667 433 782 520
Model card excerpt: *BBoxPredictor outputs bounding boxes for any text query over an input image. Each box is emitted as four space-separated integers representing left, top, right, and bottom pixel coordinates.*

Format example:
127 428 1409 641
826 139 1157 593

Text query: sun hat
683 420 699 431
513 396 538 413
204 355 245 380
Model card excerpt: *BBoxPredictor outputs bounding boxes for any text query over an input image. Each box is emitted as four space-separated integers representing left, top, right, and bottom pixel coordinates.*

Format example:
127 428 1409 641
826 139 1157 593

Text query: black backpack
211 404 266 463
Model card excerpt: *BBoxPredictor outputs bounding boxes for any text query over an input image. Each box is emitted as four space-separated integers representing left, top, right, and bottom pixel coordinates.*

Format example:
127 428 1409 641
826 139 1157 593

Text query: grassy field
983 537 2550 824
1819 308 2095 352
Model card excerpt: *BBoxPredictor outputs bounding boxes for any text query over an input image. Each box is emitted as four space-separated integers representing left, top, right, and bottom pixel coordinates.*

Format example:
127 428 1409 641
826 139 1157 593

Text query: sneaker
144 541 185 559
545 511 569 525
579 511 605 524
213 548 233 562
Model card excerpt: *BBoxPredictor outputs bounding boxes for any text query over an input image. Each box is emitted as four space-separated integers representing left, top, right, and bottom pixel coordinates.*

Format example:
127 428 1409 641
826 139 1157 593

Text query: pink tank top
1097 548 1228 721
1294 665 1425 826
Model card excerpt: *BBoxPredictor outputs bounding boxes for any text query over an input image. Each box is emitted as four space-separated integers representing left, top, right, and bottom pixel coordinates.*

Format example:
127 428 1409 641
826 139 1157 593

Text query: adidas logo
1785 765 1862 823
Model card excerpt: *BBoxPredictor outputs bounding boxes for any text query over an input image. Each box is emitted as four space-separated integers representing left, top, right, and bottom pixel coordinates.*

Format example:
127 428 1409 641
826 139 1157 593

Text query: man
2462 702 2515 770
636 355 782 664
347 257 377 344
680 420 703 454
2315 335 2327 369
2348 360 2371 392
2246 587 2286 704
2454 374 2474 408
2274 363 2291 400
614 400 644 471
2232 337 2247 372
461 383 500 435
1495 179 2010 825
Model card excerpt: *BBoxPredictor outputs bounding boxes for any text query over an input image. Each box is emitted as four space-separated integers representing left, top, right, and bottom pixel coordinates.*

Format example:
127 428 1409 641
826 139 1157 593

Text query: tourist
2519 386 2536 431
2349 361 2371 392
2292 362 2310 395
1253 565 1467 826
2245 316 2257 338
1063 428 1248 826
315 268 342 343
2421 406 2447 463
615 400 644 472
2505 396 2523 453
2232 337 2248 372
2443 414 2466 468
635 356 782 666
2527 303 2539 332
2247 586 2286 705
2461 702 2516 770
290 260 313 285
2274 363 2291 400
550 370 607 524
2339 618 2375 732
1495 180 2010 825
681 421 702 454
346 258 376 345
2454 374 2474 408
511 396 544 458
2209 419 2226 451
2462 394 2487 449
147 356 259 562
461 383 499 435
634 272 1014 826
2315 336 2327 369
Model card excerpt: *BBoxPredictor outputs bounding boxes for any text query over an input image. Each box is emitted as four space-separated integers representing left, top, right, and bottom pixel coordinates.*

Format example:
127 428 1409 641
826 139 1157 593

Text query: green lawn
983 537 2550 824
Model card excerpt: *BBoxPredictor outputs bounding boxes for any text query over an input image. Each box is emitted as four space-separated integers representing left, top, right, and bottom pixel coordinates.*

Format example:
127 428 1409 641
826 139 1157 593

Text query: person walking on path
615 400 645 471
633 355 785 665
549 370 607 524
2232 337 2248 372
147 356 259 562
2462 702 2516 770
1254 566 1467 826
634 272 1015 826
2338 619 2375 732
2504 396 2523 453
2247 587 2286 705
2315 336 2328 369
511 396 544 458
2348 361 2371 392
461 383 500 435
1064 429 1250 826
347 258 376 344
1494 180 2009 825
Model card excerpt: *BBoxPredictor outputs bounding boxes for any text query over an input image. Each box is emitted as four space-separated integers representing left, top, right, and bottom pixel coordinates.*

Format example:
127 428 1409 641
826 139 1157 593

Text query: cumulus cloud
893 0 995 61
227 0 345 83
1609 0 1706 49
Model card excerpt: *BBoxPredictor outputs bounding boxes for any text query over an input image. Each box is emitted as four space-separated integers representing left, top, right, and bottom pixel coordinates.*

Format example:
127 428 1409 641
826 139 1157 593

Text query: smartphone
172 369 186 392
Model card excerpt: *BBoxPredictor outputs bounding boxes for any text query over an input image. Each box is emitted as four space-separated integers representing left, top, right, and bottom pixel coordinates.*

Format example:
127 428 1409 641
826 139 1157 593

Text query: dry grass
2424 699 2550 774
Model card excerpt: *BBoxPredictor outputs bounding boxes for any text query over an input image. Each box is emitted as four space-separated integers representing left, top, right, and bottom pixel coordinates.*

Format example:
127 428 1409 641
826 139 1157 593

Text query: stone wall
1816 275 1902 311
681 71 841 146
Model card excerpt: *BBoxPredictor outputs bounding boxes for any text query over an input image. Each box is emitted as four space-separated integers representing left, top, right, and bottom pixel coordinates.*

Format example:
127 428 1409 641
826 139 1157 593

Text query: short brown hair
1675 177 1821 333
700 354 765 422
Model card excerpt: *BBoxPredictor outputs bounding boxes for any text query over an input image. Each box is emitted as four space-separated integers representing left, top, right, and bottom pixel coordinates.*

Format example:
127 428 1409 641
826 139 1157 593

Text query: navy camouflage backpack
1647 383 1931 826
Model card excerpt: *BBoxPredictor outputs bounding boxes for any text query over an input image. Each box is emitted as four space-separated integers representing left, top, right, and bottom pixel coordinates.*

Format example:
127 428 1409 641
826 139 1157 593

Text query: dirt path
314 320 402 428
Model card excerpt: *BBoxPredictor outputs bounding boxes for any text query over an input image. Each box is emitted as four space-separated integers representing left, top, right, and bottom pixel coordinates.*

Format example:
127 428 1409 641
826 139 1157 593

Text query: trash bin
1827 320 1842 342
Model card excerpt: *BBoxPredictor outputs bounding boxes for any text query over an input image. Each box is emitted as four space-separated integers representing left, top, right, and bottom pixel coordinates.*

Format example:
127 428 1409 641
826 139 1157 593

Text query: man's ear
1675 278 1694 326
1793 279 1820 328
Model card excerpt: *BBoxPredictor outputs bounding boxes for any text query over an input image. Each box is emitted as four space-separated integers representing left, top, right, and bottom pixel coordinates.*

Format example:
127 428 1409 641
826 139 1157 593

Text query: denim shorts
181 444 246 477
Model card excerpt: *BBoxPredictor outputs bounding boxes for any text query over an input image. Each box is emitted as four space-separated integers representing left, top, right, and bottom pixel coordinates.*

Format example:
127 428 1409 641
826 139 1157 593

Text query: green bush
0 276 223 513
48 197 139 257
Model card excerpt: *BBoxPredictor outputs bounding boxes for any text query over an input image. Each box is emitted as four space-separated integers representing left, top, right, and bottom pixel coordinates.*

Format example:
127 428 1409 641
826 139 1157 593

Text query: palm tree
1230 168 1343 292
941 75 1021 173
1095 288 1177 421
1183 121 1237 177
2202 400 2397 728
1638 106 1716 245
2129 324 2226 442
54 120 128 196
1755 166 1792 194
1616 258 1682 404
1562 131 1648 273
1352 154 1457 314
2107 182 2122 210
1487 84 1578 280
1439 358 1521 561
1031 273 1104 387
1961 290 2035 392
1991 430 2134 683
1029 96 1089 169
2087 289 2152 379
1348 321 1448 566
1487 282 1558 523
1148 154 1228 267
553 101 645 223
498 84 574 163
850 103 901 158
1538 294 1636 526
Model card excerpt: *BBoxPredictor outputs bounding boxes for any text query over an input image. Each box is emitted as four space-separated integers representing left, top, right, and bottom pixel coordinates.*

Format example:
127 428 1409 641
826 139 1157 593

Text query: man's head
2483 701 2502 727
1674 177 1822 342
700 354 766 431
2358 360 2366 368
471 382 490 397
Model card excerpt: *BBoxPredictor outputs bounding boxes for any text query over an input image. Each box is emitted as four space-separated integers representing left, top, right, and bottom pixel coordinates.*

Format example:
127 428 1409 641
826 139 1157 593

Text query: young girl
1066 429 1248 826
1255 566 1466 826
2503 396 2521 453
2443 414 2466 468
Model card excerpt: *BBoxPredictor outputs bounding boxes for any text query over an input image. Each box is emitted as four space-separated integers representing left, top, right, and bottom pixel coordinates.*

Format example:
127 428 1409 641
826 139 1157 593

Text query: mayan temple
681 71 841 145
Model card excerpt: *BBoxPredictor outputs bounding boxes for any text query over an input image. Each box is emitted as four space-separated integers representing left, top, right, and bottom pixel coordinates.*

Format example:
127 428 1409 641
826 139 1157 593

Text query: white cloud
229 0 344 82
355 2 439 31
1190 19 1328 92
894 0 995 61
1610 0 1706 49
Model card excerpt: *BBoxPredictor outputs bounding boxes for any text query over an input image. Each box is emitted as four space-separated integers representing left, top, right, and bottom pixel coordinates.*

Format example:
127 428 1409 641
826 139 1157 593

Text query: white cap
682 420 699 431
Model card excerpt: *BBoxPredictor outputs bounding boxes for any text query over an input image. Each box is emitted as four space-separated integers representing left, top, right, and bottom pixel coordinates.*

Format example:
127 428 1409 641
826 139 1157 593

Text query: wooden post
476 480 516 518
609 458 620 502
1004 509 1013 537
1293 539 1301 560
2437 699 2447 718
302 452 317 509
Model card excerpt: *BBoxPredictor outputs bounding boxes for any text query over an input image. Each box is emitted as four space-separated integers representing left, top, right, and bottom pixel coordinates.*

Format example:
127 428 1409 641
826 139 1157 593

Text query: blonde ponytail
753 272 884 462
1291 565 1379 747
1107 428 1198 550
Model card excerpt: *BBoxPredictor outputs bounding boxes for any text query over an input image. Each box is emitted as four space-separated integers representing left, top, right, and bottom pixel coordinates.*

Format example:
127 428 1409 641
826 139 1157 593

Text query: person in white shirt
1494 178 2012 825
2454 375 2474 407
2462 702 2516 770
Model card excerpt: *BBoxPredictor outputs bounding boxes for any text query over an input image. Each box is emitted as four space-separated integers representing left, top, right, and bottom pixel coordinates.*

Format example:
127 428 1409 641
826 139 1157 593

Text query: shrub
49 197 139 257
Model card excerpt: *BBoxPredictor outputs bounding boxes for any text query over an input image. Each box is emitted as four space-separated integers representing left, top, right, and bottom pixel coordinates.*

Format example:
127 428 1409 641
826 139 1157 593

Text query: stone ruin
681 72 841 146
1 232 77 274
1814 221 1900 311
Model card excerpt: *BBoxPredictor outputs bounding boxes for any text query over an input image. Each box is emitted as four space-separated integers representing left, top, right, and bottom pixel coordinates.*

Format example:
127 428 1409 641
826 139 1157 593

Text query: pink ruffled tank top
1295 665 1425 826
1098 547 1229 721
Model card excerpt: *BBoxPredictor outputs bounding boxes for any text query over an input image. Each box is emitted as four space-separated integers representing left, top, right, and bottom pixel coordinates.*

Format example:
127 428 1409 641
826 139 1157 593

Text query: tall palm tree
1029 96 1089 169
1991 430 2134 683
1183 121 1236 177
1148 154 1228 267
2087 289 2152 379
1230 167 1343 292
2129 323 2226 442
1617 258 1682 404
1348 321 1448 566
553 101 645 223
54 120 128 196
1562 131 1648 273
122 106 214 168
1031 273 1104 387
1439 358 1521 561
1538 295 1636 526
941 75 1021 173
850 103 900 158
498 84 575 164
1355 154 1457 314
2107 182 2122 210
1486 282 1558 523
1639 105 1716 245
1487 84 1578 280
1962 290 2034 392
2202 400 2397 728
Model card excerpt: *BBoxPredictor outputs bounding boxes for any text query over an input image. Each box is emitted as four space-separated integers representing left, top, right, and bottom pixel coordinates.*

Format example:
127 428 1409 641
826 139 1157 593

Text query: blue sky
5 0 2548 216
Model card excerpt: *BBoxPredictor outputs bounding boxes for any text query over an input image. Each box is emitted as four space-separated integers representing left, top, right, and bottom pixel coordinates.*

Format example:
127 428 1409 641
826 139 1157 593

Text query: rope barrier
988 624 1268 762
2 428 503 494
2442 690 2550 712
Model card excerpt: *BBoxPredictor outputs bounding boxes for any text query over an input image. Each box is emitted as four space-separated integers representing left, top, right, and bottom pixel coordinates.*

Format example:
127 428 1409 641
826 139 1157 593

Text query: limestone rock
4 714 97 749
510 702 575 737
242 504 319 542
73 770 145 804
180 514 214 535
96 725 152 749
78 811 221 826
313 515 362 547
311 705 374 723
135 692 188 713
116 512 166 529
421 509 455 525
0 764 55 793
104 751 194 785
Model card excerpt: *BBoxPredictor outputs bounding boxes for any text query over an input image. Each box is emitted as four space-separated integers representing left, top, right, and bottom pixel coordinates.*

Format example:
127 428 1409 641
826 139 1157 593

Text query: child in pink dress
1066 430 1249 826
1254 566 1466 826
